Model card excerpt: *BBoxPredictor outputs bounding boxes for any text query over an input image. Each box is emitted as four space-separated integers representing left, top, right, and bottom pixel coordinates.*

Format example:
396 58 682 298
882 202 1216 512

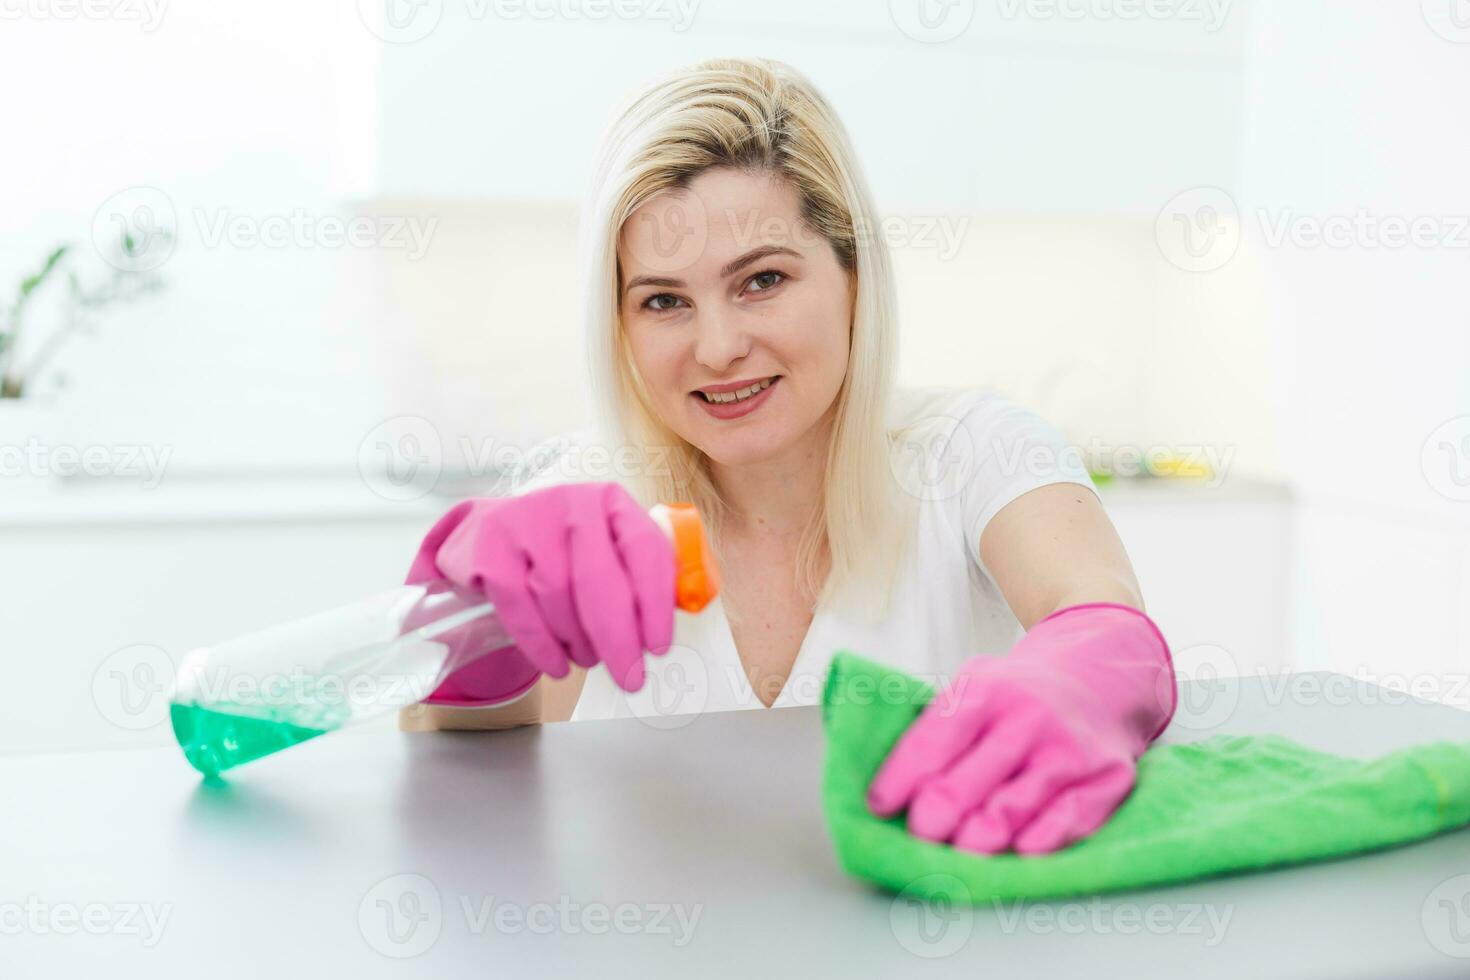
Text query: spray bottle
169 502 719 778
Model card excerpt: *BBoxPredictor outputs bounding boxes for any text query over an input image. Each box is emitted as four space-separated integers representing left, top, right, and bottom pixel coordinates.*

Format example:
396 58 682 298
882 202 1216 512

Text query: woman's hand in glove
866 603 1176 855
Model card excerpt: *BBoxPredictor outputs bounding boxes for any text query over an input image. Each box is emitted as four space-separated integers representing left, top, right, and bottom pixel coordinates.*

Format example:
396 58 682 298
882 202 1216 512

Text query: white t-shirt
568 386 1098 723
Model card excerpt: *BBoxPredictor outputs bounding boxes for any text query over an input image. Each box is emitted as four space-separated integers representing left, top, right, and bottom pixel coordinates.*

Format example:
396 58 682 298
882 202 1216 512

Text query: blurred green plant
0 229 171 399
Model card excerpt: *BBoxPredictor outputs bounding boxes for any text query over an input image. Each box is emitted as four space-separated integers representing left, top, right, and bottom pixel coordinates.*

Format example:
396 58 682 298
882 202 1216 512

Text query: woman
401 57 1176 857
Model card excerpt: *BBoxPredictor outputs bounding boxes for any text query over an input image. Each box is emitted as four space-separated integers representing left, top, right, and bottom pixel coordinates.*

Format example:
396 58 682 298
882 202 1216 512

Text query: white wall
373 0 1246 212
3 0 1257 474
0 0 387 472
1226 2 1470 684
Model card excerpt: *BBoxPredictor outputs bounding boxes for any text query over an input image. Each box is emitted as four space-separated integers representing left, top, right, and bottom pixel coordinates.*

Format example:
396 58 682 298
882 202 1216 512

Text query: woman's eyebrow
624 274 682 296
719 244 801 277
623 245 803 297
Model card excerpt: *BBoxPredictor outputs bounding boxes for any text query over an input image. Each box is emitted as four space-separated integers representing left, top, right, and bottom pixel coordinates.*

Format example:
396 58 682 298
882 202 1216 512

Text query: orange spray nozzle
655 502 720 613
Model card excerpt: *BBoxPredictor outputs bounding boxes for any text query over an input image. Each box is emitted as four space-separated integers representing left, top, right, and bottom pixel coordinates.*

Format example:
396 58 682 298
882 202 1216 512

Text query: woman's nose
691 306 752 373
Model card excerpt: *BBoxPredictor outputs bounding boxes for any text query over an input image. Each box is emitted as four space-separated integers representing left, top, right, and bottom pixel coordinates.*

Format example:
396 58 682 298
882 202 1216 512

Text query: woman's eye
643 293 684 312
748 270 785 292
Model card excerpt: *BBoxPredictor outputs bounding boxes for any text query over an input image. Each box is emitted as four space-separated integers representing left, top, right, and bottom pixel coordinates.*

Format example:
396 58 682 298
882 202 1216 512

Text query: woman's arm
978 483 1144 629
398 665 588 731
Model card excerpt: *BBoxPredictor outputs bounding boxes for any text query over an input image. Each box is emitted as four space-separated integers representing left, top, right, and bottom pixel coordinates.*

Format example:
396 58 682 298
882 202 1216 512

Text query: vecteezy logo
1423 874 1470 958
623 189 709 277
612 644 710 731
92 644 176 731
1167 642 1240 731
358 416 443 502
889 874 974 958
359 873 443 958
1421 415 1470 502
889 415 974 502
91 186 177 272
1422 0 1470 43
357 0 444 43
1155 186 1240 273
889 0 975 42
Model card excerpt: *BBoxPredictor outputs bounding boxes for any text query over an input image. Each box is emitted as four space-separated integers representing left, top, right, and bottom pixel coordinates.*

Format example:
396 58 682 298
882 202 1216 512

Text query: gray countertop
5 671 1470 978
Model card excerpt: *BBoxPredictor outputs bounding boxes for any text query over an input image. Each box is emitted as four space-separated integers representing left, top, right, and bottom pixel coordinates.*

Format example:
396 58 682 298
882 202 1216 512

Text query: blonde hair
576 57 908 618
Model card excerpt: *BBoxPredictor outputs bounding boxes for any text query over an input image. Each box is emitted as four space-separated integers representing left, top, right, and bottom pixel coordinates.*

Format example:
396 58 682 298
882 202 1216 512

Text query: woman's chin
688 428 791 469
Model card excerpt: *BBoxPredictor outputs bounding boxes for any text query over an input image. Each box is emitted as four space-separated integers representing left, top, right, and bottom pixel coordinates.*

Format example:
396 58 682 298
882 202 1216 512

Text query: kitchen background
2 0 1467 753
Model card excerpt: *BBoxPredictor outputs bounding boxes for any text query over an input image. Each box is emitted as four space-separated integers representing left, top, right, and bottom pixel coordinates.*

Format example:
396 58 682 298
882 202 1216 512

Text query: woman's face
618 167 853 469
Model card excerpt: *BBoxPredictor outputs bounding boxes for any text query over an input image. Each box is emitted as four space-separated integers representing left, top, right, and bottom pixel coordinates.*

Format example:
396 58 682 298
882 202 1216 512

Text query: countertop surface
4 670 1469 978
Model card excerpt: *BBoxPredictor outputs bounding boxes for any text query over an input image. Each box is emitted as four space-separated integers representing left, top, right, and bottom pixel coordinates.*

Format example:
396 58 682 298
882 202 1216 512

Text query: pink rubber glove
404 482 676 706
867 602 1176 855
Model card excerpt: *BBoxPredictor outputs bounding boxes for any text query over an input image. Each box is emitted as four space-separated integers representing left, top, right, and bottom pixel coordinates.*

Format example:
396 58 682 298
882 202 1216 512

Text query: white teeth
702 378 773 404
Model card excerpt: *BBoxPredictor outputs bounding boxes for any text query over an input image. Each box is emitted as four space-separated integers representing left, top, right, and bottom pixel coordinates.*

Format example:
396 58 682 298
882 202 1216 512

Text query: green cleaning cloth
822 651 1470 903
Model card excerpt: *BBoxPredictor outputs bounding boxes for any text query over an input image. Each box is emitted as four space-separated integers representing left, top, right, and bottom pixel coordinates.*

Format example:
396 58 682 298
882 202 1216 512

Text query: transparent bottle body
169 581 510 777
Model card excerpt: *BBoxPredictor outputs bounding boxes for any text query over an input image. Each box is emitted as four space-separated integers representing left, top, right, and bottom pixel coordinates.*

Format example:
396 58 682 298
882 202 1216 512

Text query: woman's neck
707 415 832 539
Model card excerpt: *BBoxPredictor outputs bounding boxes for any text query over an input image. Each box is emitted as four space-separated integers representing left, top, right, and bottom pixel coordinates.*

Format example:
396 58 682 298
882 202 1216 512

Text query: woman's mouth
691 376 780 420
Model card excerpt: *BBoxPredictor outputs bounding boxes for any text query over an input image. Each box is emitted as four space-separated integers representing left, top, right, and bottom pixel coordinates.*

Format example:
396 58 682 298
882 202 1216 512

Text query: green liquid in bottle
170 702 329 778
